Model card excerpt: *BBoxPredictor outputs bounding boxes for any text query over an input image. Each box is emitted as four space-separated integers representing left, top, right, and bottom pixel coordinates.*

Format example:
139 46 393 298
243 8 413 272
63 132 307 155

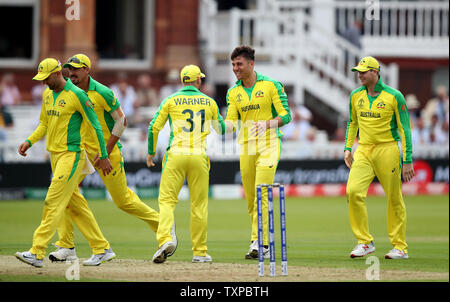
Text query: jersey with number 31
148 86 225 156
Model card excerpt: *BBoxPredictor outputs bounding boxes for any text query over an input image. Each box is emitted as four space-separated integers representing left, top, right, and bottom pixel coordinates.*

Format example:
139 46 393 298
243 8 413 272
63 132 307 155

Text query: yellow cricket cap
351 56 380 72
180 65 205 83
33 58 62 81
63 54 91 69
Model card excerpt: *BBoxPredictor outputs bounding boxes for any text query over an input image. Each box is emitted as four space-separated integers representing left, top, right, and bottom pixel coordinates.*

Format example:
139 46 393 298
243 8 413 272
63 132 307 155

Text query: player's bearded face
232 56 254 80
68 66 87 85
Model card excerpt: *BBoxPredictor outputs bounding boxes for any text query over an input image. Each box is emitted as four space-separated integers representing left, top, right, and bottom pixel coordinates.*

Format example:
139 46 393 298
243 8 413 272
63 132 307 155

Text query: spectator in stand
435 119 449 145
0 101 14 141
411 117 430 146
0 73 21 106
282 105 312 141
342 20 363 71
342 20 363 50
31 83 46 105
429 113 449 144
136 73 159 107
423 85 449 128
133 73 160 128
405 94 421 128
159 68 182 100
110 72 137 126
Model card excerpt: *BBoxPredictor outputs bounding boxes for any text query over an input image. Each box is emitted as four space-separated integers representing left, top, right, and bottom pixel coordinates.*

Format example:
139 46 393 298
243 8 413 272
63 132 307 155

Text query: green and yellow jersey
27 80 108 159
148 86 225 155
81 77 122 155
344 77 413 164
225 72 291 144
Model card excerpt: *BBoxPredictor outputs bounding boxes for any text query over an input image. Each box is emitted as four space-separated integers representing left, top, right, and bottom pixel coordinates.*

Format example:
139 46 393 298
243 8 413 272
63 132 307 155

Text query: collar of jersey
180 85 200 92
235 71 264 86
62 79 75 91
88 76 97 91
363 76 386 93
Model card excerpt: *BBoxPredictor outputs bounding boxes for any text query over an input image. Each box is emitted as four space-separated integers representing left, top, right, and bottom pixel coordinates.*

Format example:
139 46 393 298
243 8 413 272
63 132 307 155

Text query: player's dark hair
230 46 255 61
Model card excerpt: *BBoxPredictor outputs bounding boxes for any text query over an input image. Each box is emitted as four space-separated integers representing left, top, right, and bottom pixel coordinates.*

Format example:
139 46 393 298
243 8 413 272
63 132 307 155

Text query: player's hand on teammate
18 141 31 157
93 153 113 175
402 163 415 182
344 150 353 169
147 154 155 168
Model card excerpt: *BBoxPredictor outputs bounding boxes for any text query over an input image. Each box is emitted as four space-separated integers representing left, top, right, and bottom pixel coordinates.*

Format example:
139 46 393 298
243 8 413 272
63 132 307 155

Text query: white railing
199 0 448 107
336 1 449 57
201 1 398 115
336 1 449 38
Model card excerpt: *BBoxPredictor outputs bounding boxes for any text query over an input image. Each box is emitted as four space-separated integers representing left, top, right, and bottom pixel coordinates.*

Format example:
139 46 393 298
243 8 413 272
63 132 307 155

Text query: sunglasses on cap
68 56 88 68
49 60 62 73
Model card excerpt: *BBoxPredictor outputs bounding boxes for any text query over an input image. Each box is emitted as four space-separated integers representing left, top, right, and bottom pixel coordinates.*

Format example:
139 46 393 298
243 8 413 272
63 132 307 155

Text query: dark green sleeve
98 85 121 113
78 92 109 159
394 91 413 164
272 81 291 125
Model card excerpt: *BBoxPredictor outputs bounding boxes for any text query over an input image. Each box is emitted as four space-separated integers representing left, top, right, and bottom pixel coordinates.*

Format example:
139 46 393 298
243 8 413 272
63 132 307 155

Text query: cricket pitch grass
0 195 448 282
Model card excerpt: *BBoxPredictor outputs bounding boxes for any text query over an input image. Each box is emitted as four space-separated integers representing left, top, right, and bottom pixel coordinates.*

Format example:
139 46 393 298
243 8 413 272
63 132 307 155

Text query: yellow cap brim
63 62 84 69
32 65 61 80
32 73 51 81
351 66 371 72
200 72 205 78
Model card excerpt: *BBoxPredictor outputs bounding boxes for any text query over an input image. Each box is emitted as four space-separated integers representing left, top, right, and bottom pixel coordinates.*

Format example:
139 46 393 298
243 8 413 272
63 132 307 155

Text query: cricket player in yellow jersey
15 58 113 267
345 56 415 260
46 54 170 265
148 64 225 263
224 46 291 259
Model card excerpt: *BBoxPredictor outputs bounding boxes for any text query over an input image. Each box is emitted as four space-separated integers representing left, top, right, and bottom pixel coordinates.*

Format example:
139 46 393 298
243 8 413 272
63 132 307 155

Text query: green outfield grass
0 195 448 278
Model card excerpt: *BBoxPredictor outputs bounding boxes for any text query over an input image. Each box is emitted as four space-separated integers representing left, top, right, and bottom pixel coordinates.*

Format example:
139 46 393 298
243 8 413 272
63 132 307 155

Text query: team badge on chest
58 99 66 107
255 90 264 98
376 101 386 109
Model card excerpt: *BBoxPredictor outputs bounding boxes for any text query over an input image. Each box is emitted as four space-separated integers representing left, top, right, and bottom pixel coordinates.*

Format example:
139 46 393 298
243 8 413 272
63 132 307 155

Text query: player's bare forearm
106 134 120 155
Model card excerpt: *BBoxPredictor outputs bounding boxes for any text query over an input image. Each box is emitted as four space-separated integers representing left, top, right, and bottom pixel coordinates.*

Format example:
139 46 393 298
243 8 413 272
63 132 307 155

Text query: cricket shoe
15 251 43 268
167 222 177 257
385 248 409 259
245 240 270 259
83 248 116 266
152 241 176 264
350 241 375 258
49 243 78 262
192 254 212 263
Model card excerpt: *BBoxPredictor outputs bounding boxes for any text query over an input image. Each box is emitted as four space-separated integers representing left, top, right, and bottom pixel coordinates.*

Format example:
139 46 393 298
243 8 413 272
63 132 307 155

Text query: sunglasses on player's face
67 56 88 68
